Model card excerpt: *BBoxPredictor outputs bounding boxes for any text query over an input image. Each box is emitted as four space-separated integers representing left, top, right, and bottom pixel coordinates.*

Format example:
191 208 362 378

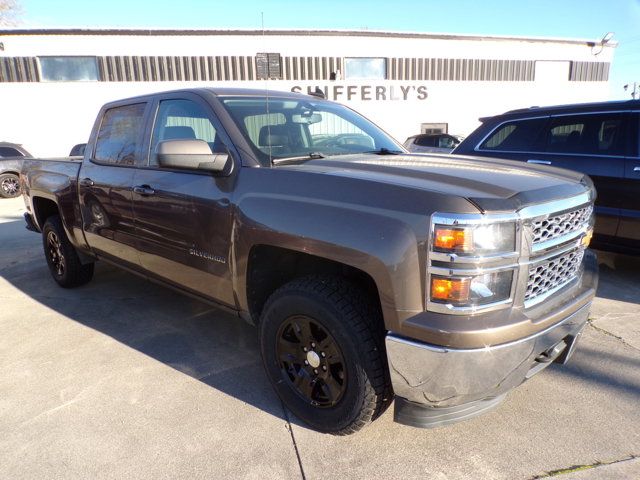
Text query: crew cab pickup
22 88 598 435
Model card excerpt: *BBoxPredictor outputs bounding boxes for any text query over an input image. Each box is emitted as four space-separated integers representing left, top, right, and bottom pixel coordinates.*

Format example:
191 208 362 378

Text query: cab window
94 103 146 166
149 99 226 167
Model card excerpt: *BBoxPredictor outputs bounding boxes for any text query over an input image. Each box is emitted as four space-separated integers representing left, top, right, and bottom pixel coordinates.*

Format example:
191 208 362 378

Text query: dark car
0 142 32 198
404 133 462 153
453 100 640 253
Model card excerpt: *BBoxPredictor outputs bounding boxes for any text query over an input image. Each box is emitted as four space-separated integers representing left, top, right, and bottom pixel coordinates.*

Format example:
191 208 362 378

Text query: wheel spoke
277 337 300 363
292 318 313 345
292 370 314 398
319 337 341 361
321 373 343 404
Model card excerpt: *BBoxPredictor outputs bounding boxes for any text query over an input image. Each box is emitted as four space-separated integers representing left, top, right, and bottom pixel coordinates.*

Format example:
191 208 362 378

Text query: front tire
0 173 20 198
259 275 392 435
42 215 94 288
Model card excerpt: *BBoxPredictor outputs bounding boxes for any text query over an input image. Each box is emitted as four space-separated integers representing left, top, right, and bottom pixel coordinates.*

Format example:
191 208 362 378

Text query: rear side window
94 104 146 166
479 118 547 152
0 147 22 157
543 113 627 156
415 136 436 147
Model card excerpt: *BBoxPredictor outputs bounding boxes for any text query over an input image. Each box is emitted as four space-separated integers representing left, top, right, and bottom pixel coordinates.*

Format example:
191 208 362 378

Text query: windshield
219 96 405 166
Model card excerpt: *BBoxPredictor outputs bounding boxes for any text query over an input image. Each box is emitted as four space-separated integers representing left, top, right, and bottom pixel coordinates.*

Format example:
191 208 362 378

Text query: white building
0 29 615 157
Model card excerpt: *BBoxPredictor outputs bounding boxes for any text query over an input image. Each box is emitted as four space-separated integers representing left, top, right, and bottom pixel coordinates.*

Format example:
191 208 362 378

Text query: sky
15 0 640 99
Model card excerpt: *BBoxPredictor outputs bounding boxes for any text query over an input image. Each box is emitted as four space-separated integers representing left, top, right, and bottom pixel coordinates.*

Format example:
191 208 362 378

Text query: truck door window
94 103 146 166
150 99 223 167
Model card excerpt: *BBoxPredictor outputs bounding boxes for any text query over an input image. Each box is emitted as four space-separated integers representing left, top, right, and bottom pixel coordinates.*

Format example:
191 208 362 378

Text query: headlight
433 222 516 256
430 270 513 307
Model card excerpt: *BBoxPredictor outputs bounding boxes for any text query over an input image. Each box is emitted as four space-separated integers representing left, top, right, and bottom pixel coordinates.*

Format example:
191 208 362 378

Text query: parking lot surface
1 196 639 479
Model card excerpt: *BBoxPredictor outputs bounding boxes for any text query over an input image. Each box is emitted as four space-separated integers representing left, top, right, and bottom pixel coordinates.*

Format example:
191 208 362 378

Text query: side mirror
156 139 231 174
70 143 87 156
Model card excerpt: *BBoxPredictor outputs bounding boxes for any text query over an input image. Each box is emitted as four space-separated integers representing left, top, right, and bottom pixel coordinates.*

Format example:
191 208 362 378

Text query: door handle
634 166 640 172
79 177 94 187
527 159 552 165
133 185 156 196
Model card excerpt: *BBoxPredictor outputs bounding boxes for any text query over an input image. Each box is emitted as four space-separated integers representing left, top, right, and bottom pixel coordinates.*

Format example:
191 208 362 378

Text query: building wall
0 30 614 157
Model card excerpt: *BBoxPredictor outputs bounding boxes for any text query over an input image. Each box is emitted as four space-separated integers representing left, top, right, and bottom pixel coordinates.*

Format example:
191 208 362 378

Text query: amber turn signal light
581 228 593 248
430 277 471 303
433 227 472 252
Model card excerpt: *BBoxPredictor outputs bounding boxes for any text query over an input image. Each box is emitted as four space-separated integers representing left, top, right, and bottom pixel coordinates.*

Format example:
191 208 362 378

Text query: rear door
79 102 149 268
131 93 237 306
534 112 629 238
617 111 640 247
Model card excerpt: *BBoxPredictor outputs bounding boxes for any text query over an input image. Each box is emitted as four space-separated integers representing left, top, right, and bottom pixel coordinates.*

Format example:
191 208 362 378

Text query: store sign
290 85 428 102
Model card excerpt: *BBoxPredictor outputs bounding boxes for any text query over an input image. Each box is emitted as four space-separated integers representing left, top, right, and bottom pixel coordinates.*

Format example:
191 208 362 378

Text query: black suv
453 100 640 253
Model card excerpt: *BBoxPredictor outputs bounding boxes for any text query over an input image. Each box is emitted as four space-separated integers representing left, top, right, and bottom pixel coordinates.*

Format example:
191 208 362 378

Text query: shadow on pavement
0 219 302 428
595 249 640 305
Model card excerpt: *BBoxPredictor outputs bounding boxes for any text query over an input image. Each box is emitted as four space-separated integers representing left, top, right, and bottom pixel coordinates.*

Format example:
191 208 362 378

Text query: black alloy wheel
42 215 94 288
259 275 392 435
276 315 347 408
46 230 66 278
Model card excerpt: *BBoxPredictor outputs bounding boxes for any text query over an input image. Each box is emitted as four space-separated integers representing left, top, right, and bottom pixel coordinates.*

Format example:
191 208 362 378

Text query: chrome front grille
525 249 585 304
532 205 593 245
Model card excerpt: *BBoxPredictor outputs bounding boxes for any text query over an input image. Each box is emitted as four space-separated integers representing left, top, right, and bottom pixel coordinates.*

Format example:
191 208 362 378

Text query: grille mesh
532 205 592 244
526 249 584 303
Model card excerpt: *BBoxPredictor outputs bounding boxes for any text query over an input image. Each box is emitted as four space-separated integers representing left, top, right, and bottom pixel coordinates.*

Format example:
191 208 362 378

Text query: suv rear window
479 118 547 152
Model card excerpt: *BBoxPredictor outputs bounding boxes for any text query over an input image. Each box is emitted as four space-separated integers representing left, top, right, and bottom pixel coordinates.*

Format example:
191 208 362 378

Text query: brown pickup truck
21 88 598 435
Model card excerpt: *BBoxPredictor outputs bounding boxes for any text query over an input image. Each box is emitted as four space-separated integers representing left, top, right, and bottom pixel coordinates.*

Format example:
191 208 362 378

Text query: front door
131 95 236 306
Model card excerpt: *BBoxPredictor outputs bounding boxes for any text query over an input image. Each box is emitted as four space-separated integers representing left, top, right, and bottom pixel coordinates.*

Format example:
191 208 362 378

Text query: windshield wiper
271 152 326 166
364 148 404 155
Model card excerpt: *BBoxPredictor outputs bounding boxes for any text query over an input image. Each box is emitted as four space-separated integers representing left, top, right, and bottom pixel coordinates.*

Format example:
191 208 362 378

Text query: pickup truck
22 88 598 435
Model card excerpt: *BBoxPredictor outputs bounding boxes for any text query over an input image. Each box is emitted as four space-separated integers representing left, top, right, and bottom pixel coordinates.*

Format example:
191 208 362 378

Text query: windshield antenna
261 12 273 166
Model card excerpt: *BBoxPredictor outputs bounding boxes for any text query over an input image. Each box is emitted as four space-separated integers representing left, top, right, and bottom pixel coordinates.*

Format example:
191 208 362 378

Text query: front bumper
385 252 597 428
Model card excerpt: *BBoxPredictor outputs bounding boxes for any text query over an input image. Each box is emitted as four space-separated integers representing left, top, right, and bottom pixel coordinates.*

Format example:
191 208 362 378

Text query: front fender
232 193 427 332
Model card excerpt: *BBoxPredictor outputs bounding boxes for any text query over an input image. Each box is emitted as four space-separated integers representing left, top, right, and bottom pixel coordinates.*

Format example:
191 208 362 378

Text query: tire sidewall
260 289 370 433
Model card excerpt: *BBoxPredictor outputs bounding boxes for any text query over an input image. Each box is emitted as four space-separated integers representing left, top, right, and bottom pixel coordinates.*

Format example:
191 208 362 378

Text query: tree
0 0 22 26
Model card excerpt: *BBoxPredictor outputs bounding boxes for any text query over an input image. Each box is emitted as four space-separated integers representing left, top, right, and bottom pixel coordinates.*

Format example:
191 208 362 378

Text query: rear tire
0 173 20 198
42 215 94 288
259 275 392 435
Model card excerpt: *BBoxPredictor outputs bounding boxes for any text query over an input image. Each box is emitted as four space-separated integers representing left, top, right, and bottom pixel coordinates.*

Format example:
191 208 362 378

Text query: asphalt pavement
1 196 638 480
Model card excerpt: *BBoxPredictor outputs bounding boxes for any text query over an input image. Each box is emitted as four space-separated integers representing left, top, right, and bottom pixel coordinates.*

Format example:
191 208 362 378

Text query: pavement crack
529 454 639 478
588 320 640 353
280 400 306 480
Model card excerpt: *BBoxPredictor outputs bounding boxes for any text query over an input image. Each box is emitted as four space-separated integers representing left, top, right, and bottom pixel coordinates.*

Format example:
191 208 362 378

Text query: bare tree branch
0 0 22 26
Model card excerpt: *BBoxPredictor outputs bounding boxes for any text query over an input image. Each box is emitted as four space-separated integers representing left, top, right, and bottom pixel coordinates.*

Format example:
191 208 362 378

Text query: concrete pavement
1 197 639 479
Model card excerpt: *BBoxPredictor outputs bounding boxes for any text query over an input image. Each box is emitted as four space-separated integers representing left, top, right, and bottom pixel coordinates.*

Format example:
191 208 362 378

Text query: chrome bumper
385 302 591 427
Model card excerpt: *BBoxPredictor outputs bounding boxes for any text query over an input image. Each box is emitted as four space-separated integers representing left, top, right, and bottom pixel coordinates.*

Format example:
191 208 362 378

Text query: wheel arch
246 245 384 327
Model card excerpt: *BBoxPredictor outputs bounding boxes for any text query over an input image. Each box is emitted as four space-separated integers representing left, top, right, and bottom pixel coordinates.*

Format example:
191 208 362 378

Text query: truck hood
278 153 592 213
